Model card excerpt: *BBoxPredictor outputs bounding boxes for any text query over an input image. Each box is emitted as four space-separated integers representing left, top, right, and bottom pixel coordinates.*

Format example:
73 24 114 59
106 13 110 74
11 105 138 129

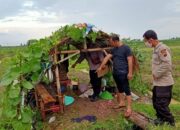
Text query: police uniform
152 42 175 125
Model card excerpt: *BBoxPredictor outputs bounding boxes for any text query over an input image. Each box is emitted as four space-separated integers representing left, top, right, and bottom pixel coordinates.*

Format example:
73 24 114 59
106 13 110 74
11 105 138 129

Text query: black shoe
167 121 175 127
88 95 94 99
153 118 164 126
90 96 99 102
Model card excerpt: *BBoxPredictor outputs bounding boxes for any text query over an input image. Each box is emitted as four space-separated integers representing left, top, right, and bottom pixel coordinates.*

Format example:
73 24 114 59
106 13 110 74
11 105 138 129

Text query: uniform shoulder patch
160 49 167 57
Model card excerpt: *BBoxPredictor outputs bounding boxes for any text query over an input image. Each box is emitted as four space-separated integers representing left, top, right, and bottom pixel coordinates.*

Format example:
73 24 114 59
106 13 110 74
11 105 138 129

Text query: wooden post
53 47 64 113
83 38 87 49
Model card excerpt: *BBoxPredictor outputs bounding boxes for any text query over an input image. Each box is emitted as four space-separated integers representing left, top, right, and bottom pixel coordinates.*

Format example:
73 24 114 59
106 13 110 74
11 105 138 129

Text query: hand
96 66 102 73
102 65 106 70
127 73 133 80
153 74 158 80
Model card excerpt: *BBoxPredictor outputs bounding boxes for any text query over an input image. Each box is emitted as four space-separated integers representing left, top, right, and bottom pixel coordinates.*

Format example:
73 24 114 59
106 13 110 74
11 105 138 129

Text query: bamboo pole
54 47 112 55
83 39 87 49
55 51 80 65
56 50 79 54
53 47 64 113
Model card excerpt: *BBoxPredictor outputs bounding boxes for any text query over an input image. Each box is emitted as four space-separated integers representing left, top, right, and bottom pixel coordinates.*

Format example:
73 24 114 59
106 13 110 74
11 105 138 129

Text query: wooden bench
35 83 63 120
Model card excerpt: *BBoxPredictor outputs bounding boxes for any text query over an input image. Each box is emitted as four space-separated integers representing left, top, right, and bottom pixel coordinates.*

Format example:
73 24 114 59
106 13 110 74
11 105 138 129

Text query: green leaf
88 31 98 42
22 80 33 89
0 67 22 86
21 62 31 74
22 113 32 124
12 120 31 130
31 72 39 83
35 121 43 130
11 67 21 78
33 47 43 58
22 51 31 58
30 63 41 72
8 85 20 99
0 75 14 86
9 96 21 106
3 107 17 119
12 121 23 130
21 107 33 123
21 59 41 73
29 59 41 72
0 108 2 118
67 27 84 42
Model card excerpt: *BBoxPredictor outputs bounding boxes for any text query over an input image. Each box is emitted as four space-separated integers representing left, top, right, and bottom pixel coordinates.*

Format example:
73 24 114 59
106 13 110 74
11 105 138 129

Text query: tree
26 39 38 46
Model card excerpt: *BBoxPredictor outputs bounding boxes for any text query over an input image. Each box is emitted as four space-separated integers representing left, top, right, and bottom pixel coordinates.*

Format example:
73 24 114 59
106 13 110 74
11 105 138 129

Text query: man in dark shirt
97 34 133 117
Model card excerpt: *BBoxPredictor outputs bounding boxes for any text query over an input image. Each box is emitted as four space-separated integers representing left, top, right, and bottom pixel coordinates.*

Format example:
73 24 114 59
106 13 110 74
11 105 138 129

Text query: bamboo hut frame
49 37 112 113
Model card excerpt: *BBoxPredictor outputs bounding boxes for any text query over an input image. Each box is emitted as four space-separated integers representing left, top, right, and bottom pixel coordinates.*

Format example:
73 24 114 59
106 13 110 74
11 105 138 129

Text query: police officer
143 30 175 126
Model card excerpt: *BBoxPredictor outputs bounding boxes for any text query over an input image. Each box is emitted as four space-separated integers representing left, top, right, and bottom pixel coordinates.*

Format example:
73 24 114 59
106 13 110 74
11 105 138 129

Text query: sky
0 0 180 46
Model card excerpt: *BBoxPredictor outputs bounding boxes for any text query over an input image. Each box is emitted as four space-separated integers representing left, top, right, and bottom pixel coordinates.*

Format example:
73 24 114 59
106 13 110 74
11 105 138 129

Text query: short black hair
110 33 120 41
143 30 158 40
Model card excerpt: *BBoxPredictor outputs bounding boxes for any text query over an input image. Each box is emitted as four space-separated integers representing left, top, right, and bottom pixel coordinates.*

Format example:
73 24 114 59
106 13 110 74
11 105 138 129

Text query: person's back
86 51 104 71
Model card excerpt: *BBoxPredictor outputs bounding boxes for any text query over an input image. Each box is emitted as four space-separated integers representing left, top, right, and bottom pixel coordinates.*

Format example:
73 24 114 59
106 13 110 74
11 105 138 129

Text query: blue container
64 96 75 106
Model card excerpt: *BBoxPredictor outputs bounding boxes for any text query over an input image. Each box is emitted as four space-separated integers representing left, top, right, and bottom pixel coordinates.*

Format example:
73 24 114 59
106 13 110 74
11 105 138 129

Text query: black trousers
89 70 102 97
152 86 175 123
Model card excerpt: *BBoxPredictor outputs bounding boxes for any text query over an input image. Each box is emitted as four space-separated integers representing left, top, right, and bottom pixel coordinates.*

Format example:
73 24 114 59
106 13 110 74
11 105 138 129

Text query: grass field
0 46 25 79
135 39 180 101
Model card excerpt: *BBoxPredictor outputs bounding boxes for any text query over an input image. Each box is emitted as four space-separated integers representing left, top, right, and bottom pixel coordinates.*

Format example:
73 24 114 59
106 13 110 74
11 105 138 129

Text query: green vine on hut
0 24 100 130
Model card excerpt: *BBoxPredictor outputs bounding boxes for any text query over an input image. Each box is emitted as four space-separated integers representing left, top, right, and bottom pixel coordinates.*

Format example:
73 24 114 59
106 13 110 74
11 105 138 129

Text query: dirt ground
44 93 157 130
45 96 127 130
44 70 149 130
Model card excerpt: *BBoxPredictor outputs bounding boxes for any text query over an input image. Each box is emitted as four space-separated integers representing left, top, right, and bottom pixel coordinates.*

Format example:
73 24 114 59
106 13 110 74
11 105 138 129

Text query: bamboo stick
83 39 87 49
53 47 64 113
53 47 112 54
55 51 80 65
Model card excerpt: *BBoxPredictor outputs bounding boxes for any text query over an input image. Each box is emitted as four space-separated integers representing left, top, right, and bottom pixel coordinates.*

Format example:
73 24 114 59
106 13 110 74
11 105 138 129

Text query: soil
46 97 125 130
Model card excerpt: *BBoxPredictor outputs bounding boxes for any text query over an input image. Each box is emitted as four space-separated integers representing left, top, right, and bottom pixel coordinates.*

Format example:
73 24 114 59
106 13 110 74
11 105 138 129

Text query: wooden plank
36 84 56 104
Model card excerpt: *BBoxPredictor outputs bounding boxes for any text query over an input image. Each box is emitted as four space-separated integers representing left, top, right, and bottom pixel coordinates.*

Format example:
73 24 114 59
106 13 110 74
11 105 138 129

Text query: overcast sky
0 0 180 46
